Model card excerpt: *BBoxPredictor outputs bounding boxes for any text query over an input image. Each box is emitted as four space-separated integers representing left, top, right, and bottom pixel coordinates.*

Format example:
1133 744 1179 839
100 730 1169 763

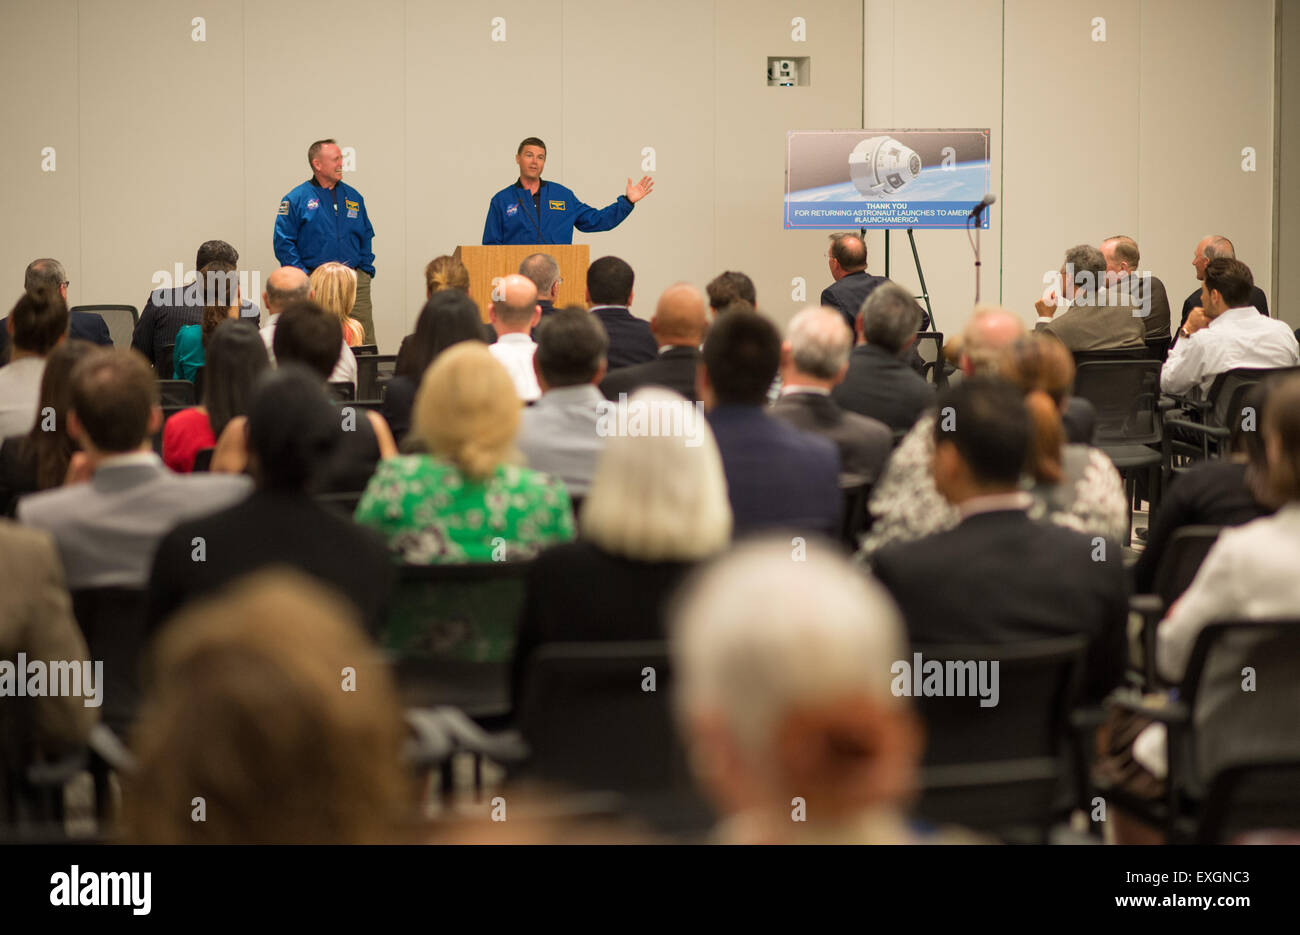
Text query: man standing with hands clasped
274 139 377 345
482 137 653 245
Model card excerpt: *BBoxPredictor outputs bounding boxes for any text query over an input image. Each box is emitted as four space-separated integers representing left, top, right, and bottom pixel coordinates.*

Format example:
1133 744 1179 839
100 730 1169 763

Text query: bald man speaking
599 283 707 402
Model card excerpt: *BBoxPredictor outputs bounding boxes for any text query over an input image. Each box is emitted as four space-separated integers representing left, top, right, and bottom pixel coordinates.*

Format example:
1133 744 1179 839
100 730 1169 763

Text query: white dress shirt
488 332 541 402
260 313 358 387
1160 306 1300 396
0 356 46 438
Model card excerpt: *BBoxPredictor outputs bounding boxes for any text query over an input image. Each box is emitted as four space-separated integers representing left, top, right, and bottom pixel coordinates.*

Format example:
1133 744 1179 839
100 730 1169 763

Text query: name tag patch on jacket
278 200 290 215
549 200 566 211
506 203 519 217
306 197 320 211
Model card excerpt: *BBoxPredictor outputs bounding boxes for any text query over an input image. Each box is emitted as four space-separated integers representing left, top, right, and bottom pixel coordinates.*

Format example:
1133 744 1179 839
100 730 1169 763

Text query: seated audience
861 310 1127 556
123 571 413 844
706 270 757 316
260 265 357 386
1177 234 1270 341
600 283 707 403
148 367 393 635
355 341 573 563
1133 381 1278 594
819 232 891 336
424 254 470 298
0 289 68 438
512 386 731 704
17 348 250 589
672 536 964 844
516 307 609 498
871 377 1128 703
519 252 562 324
1100 235 1171 340
1034 244 1145 353
701 309 840 539
213 302 396 489
134 240 259 370
487 273 542 402
586 255 656 369
162 320 268 473
1160 257 1299 397
0 259 109 364
310 261 366 347
172 261 242 382
771 305 892 486
0 340 95 516
830 281 932 433
384 290 485 445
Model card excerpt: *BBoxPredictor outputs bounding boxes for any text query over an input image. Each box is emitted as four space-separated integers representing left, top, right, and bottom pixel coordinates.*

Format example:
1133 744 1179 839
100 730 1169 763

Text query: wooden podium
453 244 590 322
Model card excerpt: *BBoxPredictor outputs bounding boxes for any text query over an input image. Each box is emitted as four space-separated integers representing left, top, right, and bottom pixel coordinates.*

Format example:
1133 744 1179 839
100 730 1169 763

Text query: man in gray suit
1034 244 1145 353
18 348 250 589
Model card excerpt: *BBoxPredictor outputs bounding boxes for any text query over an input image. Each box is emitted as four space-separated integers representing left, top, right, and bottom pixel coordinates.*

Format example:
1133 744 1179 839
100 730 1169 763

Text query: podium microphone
969 193 996 304
969 193 997 219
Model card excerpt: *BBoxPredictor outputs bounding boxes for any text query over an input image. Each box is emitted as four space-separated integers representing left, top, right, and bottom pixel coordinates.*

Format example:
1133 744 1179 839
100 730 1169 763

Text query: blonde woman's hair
309 262 358 326
580 387 732 561
425 255 470 296
415 340 517 478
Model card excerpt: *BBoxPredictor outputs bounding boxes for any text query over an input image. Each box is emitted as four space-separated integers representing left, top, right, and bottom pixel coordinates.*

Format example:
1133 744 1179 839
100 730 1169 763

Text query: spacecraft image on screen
849 135 923 198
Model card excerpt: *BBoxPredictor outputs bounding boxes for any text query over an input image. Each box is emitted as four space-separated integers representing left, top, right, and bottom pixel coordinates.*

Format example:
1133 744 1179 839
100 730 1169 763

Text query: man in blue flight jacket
482 137 653 245
274 139 377 344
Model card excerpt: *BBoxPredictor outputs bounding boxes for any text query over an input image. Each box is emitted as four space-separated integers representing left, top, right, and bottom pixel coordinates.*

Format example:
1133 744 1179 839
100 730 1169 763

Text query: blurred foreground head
123 570 413 844
671 536 921 843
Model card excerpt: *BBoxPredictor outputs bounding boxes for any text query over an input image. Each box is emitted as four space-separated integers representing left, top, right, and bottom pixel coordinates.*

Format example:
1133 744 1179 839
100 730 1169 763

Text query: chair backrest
910 636 1086 837
357 354 399 401
1196 759 1300 843
1152 525 1221 607
71 305 138 350
839 480 872 549
191 447 215 472
313 490 364 517
1144 336 1171 363
157 343 175 380
352 344 378 357
1071 347 1147 367
913 332 948 388
156 379 196 408
1072 359 1162 447
152 404 191 455
69 588 150 734
1204 366 1300 430
327 381 356 402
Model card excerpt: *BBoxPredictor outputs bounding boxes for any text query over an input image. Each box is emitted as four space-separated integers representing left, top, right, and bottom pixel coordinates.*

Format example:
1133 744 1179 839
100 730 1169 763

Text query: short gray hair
787 306 852 378
861 282 922 354
24 258 67 296
1063 244 1106 296
1204 235 1235 260
518 253 560 295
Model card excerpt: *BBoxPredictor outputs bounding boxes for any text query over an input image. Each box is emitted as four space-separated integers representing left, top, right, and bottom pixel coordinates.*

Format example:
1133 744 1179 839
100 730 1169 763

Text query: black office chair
1130 525 1222 686
912 332 952 389
191 447 215 472
157 343 175 380
839 480 872 550
911 636 1087 842
1161 367 1300 478
1071 347 1147 367
352 344 378 357
1195 759 1300 843
327 381 356 402
156 379 196 407
357 354 399 401
313 490 365 517
71 304 138 350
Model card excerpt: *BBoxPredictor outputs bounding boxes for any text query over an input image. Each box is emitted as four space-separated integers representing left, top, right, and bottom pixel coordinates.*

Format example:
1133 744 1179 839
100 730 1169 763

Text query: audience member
600 282 707 402
871 377 1128 703
384 289 486 444
0 289 69 439
830 281 932 433
260 265 357 386
310 262 366 347
487 273 543 402
172 261 242 382
214 302 396 488
162 320 268 473
701 309 840 539
0 259 109 364
356 341 573 563
672 536 957 844
819 232 891 335
123 571 413 844
424 254 471 298
586 255 656 369
771 306 891 486
512 386 731 704
17 348 250 588
1100 235 1171 341
515 307 609 498
1177 234 1270 340
1034 244 1145 352
134 241 258 370
706 270 756 316
1160 258 1298 396
0 340 94 517
148 367 393 635
518 253 561 323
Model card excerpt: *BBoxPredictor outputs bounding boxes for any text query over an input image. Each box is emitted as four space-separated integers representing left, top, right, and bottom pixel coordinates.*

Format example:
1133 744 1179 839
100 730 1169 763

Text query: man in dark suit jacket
701 309 840 539
771 306 891 485
585 255 656 369
871 378 1127 703
818 232 892 336
831 281 933 433
1175 236 1269 345
0 258 111 363
600 282 707 402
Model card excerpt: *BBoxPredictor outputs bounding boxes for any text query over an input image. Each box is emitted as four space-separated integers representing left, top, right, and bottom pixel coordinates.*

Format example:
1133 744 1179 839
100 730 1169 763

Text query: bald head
491 273 540 333
960 306 1024 377
783 305 853 386
264 266 311 315
1194 234 1235 281
651 283 708 347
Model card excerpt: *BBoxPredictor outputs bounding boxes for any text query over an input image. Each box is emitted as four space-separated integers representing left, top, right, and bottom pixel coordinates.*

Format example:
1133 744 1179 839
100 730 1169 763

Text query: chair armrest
1163 418 1230 439
1107 688 1190 726
88 723 137 774
25 749 88 786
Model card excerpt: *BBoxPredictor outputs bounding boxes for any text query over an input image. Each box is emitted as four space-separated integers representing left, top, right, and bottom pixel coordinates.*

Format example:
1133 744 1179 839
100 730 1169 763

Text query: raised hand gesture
626 176 654 204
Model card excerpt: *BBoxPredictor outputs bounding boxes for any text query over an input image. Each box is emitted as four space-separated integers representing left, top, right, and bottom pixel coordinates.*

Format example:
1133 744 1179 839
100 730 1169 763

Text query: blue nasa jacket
274 178 376 276
482 179 634 245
